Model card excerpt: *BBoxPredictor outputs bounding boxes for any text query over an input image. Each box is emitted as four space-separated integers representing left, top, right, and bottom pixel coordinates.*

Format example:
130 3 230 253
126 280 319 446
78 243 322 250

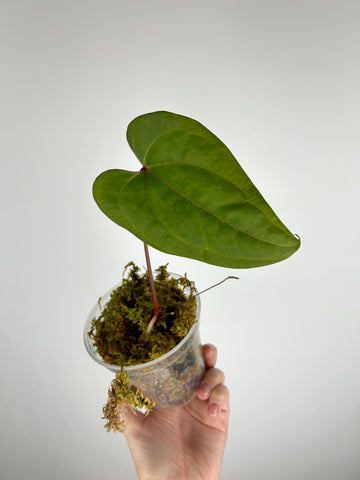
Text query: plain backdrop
1 1 359 479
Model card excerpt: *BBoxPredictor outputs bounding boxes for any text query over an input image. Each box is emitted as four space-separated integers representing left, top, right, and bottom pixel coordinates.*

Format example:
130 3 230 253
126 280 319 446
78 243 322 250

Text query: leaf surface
93 111 300 268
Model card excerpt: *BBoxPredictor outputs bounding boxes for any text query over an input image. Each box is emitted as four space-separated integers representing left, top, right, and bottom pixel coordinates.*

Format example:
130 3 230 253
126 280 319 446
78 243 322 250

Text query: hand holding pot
124 344 229 480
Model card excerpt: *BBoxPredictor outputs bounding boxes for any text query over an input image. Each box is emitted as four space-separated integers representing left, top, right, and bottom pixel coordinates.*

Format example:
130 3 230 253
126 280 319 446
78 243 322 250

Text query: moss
89 263 198 432
103 368 155 433
89 263 197 366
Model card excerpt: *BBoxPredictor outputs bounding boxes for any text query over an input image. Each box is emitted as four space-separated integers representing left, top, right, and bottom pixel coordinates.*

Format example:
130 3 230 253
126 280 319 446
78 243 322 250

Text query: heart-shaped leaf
93 111 300 268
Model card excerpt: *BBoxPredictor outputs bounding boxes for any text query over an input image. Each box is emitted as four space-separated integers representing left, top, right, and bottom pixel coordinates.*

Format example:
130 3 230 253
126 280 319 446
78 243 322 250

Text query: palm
124 345 229 480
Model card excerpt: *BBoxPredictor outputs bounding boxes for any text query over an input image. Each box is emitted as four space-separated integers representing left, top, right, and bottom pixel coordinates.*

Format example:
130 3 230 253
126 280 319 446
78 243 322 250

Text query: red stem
144 243 161 333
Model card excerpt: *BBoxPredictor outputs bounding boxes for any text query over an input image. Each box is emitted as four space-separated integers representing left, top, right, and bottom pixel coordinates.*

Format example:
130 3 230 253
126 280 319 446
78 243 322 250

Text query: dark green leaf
93 111 300 268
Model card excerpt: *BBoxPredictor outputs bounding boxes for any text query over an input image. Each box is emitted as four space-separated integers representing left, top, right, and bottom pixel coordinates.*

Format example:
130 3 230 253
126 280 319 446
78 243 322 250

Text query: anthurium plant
88 111 300 431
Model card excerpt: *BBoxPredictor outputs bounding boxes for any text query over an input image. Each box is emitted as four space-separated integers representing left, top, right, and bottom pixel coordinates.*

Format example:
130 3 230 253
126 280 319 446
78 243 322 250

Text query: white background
1 1 359 479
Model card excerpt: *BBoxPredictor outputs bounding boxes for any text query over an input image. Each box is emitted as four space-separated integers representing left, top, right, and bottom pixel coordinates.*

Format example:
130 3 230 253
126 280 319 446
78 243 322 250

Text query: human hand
124 344 230 480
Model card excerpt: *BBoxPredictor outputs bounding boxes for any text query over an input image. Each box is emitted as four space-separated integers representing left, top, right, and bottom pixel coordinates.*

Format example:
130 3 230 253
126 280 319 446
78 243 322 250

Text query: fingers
197 368 225 400
197 367 225 401
207 384 230 417
197 344 229 418
202 343 217 369
197 367 229 417
197 375 229 417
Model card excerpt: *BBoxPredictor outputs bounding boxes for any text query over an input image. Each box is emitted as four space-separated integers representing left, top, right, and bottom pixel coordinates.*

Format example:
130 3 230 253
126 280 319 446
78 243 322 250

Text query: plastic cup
84 275 205 409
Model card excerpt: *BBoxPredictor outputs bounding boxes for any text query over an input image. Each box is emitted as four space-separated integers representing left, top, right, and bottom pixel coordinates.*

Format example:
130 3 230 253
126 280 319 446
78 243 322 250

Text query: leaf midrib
140 128 290 237
144 167 293 248
116 171 282 261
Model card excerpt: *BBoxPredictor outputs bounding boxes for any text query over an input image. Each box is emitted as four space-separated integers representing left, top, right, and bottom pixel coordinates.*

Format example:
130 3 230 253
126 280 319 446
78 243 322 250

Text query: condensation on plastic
84 274 205 409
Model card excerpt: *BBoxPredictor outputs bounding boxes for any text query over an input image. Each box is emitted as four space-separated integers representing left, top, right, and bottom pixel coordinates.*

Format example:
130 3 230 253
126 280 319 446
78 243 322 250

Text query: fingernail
197 382 210 398
208 403 219 417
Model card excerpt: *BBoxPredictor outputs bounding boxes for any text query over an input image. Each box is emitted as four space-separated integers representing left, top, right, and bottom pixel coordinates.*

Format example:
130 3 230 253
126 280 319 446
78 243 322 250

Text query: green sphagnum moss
103 368 155 433
89 263 197 366
89 263 197 432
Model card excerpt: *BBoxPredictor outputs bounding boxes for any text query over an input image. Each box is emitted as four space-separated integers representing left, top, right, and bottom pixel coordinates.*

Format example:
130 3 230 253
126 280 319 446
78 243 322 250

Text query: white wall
1 1 359 479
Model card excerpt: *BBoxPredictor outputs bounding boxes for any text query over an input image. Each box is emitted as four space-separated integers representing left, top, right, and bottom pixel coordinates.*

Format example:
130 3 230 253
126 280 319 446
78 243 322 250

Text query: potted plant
84 111 300 432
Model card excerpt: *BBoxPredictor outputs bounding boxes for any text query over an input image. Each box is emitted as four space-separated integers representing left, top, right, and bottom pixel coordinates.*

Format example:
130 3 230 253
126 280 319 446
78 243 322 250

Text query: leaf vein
146 169 291 248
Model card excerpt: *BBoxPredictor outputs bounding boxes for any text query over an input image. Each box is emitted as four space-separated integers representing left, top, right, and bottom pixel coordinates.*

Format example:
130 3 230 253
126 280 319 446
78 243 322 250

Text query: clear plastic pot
84 275 205 409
